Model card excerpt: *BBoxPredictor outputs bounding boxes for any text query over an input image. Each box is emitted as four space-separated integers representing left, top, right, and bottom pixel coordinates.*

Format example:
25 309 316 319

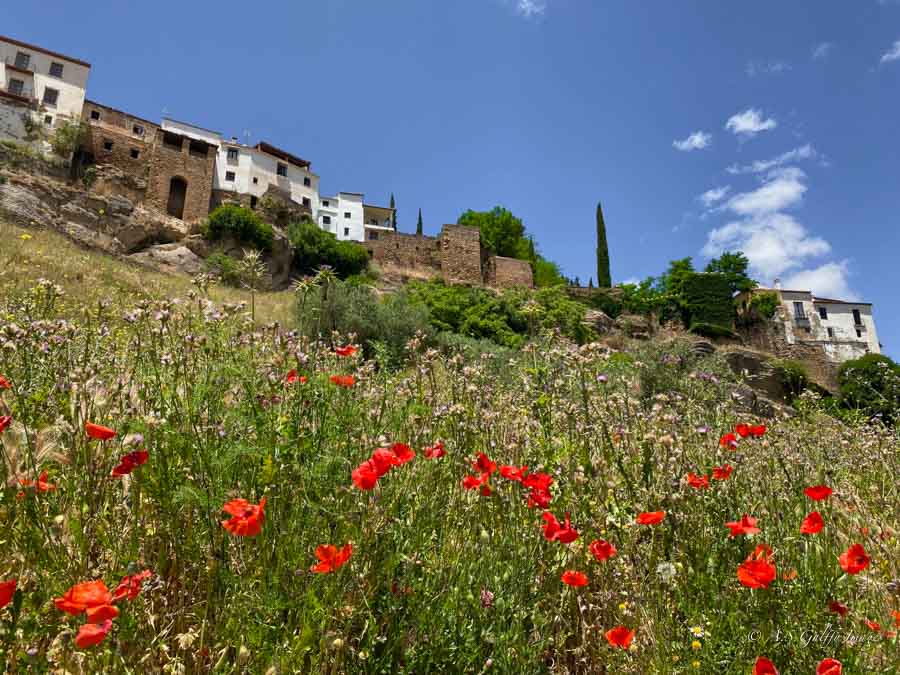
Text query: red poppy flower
473 453 497 475
522 472 552 491
542 512 579 544
18 470 56 495
390 443 415 465
310 543 353 573
712 465 734 481
749 424 767 438
480 483 492 497
329 375 355 388
0 579 15 608
111 449 149 477
864 619 881 633
371 449 401 477
352 460 379 490
605 626 635 649
753 656 779 675
285 369 307 385
54 580 113 615
737 544 777 589
334 345 358 357
589 539 617 562
636 511 666 525
804 485 832 501
112 570 152 602
0 374 10 389
424 441 445 458
800 511 824 535
85 422 116 441
686 472 710 490
0 416 10 433
719 433 738 449
221 497 266 537
500 465 529 482
462 473 486 490
892 610 900 627
828 600 849 617
85 603 119 622
527 487 553 509
561 570 588 587
816 658 842 675
838 544 870 575
726 514 761 537
736 424 751 438
75 619 112 649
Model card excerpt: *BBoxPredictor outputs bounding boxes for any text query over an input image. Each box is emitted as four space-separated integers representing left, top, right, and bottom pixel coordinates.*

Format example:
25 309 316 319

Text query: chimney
773 278 782 290
231 136 238 143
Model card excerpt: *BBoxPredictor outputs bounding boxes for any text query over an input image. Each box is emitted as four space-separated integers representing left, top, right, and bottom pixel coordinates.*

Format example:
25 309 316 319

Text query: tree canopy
705 251 757 295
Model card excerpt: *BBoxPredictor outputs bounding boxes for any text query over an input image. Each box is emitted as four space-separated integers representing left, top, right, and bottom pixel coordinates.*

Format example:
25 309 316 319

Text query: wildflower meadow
0 280 898 674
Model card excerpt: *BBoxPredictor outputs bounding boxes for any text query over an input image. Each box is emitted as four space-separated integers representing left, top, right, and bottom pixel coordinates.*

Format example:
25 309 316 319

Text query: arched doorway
166 177 188 219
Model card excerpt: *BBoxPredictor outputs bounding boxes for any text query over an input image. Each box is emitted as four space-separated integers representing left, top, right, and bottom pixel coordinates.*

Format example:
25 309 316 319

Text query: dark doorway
166 177 187 219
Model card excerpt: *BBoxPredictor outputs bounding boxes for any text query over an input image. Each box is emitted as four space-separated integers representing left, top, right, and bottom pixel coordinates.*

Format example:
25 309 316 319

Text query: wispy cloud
725 109 778 138
726 144 818 175
880 40 900 63
746 60 791 77
812 42 834 61
514 0 547 18
673 131 712 152
698 186 731 208
783 261 858 301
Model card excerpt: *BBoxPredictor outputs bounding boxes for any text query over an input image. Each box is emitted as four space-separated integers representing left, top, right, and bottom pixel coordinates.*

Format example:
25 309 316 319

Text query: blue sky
7 1 900 355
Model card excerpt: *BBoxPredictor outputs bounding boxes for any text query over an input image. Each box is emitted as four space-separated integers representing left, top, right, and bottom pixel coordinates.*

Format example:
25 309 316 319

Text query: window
130 148 140 159
302 197 311 207
8 79 24 96
827 327 835 338
163 132 184 150
852 309 862 325
189 140 209 157
322 215 331 225
344 212 351 219
793 301 805 319
344 227 350 237
368 231 379 241
103 139 114 152
44 115 53 126
322 200 330 207
227 148 239 162
303 176 311 187
42 87 59 107
225 171 236 182
14 52 30 70
818 307 828 320
277 163 287 177
250 196 258 209
132 124 144 136
856 329 862 338
49 62 64 78
252 177 258 184
90 109 101 121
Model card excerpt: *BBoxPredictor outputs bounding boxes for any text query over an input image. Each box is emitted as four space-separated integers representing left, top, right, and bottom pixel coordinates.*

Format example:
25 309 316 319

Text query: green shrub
204 251 243 287
202 204 274 252
689 322 737 340
772 359 811 399
682 272 734 331
838 354 900 424
50 119 87 159
81 165 97 190
749 291 779 319
583 289 624 318
287 220 368 278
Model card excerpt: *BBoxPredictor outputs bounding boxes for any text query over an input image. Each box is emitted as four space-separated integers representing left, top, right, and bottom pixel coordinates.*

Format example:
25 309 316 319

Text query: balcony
4 55 36 74
792 314 810 330
0 82 36 105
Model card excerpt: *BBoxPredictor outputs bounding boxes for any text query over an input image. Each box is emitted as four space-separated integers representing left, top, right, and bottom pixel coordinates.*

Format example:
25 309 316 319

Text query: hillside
1 207 898 673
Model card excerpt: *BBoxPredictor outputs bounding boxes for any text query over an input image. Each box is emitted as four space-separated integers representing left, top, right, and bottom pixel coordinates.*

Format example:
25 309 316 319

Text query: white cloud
880 40 900 63
725 109 778 138
698 186 731 208
673 131 712 152
812 42 834 60
746 60 791 77
726 167 807 216
726 144 818 175
783 261 858 301
515 0 547 17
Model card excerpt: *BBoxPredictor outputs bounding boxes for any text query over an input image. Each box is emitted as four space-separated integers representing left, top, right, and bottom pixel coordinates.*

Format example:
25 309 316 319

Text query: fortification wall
362 230 442 271
737 321 839 392
485 255 533 289
440 224 483 285
145 131 216 223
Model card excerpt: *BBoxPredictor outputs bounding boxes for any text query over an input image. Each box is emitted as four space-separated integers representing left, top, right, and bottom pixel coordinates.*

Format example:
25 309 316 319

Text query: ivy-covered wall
682 272 734 332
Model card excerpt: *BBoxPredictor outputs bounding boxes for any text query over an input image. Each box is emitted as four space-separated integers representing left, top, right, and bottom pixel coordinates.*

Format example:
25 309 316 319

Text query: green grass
0 218 898 674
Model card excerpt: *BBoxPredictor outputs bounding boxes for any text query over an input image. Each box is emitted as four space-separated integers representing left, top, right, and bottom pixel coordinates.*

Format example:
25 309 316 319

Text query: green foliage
532 258 566 287
705 250 757 295
617 279 670 317
295 277 430 366
286 219 369 278
202 204 274 251
458 206 529 258
416 208 423 235
773 359 812 399
838 354 900 424
389 193 397 230
681 272 734 331
81 165 97 190
749 291 779 319
688 322 737 339
49 119 87 159
595 201 611 288
204 251 243 287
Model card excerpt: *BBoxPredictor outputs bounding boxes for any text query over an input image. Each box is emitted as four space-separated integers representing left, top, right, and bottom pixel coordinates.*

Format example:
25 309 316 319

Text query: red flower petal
561 570 588 587
800 511 824 535
0 579 16 609
816 658 842 675
753 656 779 675
85 422 116 440
74 620 112 649
804 485 833 501
636 511 666 525
589 539 617 562
605 626 635 649
838 544 869 575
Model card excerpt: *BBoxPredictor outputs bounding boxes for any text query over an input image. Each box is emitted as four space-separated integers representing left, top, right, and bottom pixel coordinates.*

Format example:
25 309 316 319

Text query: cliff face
0 151 291 288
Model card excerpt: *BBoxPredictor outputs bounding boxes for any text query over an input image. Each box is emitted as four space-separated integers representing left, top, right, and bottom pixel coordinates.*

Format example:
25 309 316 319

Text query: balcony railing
4 55 36 73
793 315 810 329
1 82 35 101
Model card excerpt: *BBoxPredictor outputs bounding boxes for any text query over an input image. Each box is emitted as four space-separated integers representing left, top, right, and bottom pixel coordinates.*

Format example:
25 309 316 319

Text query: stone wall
0 98 31 143
439 224 484 286
736 321 839 392
144 130 216 224
484 255 533 289
362 230 442 271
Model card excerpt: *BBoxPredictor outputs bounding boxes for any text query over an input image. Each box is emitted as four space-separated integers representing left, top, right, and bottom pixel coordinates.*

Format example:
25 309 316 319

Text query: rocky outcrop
615 313 652 340
724 348 788 402
128 244 204 276
583 309 615 334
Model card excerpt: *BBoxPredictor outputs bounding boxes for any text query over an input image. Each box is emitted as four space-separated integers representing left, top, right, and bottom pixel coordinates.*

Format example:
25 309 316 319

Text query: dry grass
0 218 296 325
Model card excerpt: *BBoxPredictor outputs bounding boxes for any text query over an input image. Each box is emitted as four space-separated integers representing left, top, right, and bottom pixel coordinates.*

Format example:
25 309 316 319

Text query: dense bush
688 321 737 340
202 204 274 251
49 119 87 159
681 272 734 331
772 358 812 399
287 220 369 278
838 353 900 423
203 251 243 287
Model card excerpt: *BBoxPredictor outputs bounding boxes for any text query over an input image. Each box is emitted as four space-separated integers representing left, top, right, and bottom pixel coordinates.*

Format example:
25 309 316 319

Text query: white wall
214 143 319 212
162 118 221 147
814 303 880 355
0 102 29 142
324 193 364 241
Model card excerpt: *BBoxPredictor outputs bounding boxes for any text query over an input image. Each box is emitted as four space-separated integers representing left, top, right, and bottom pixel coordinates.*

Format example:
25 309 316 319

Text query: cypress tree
389 193 397 231
596 201 611 288
416 208 423 235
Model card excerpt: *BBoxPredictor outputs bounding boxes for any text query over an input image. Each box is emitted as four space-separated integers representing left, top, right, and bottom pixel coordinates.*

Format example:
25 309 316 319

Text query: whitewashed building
0 35 91 146
741 285 882 363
